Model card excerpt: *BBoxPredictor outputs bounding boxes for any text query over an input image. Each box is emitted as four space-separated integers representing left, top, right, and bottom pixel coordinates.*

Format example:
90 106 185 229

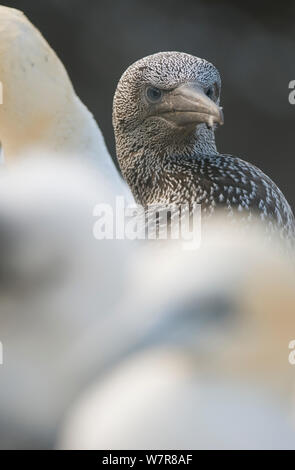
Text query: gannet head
113 51 223 177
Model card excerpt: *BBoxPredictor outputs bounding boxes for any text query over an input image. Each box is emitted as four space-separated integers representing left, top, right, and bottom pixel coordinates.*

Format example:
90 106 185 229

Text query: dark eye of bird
206 87 213 99
145 86 163 103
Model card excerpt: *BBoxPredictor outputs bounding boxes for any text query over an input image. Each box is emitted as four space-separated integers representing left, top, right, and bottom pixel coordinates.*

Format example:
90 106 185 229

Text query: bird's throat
116 125 218 205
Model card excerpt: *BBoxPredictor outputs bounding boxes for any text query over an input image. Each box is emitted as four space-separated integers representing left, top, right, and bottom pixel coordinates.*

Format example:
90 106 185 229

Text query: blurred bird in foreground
0 157 294 450
59 222 295 450
0 155 131 449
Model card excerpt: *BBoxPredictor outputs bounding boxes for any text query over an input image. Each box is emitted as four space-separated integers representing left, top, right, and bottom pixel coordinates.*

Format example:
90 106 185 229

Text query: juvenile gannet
113 52 295 240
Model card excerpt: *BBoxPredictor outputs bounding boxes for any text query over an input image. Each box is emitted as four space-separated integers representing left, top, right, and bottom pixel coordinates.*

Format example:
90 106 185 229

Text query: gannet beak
154 82 224 129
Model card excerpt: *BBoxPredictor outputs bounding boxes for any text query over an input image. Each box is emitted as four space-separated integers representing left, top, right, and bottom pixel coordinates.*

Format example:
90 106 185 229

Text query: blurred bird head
0 6 80 162
113 52 223 167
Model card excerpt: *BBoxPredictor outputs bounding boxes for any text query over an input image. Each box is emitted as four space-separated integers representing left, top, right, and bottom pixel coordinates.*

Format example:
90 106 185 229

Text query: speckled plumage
113 52 295 240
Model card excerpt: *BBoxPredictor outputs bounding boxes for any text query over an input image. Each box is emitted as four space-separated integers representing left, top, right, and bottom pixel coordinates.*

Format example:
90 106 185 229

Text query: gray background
3 0 295 207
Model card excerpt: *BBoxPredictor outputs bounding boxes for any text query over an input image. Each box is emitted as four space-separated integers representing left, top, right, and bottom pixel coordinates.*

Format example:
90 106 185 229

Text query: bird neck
0 7 109 166
0 94 105 163
115 124 218 204
192 125 218 155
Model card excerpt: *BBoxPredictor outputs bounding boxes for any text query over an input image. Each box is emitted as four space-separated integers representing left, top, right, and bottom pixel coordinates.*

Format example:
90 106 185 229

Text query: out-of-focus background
3 0 295 207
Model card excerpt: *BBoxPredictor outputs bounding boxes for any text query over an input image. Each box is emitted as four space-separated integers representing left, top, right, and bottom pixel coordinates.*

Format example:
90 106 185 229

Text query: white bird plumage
0 6 131 198
0 154 131 449
58 226 295 450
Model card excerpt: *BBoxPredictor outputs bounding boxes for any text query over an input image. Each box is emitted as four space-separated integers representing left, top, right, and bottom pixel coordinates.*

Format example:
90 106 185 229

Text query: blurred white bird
58 223 295 450
0 155 131 449
0 6 131 198
0 6 135 449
